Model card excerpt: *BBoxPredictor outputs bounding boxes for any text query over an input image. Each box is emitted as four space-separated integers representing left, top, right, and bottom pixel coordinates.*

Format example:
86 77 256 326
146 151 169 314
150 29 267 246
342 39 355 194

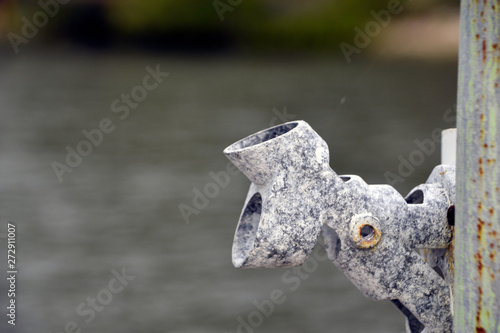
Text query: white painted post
442 128 457 166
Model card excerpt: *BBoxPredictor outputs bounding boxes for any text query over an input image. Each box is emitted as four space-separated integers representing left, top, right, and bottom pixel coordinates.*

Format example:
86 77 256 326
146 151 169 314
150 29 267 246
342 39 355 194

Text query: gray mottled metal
224 120 455 332
224 121 328 268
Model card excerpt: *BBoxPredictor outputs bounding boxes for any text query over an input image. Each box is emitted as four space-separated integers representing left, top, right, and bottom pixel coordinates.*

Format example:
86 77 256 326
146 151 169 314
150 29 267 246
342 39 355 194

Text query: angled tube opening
232 192 262 268
224 122 299 153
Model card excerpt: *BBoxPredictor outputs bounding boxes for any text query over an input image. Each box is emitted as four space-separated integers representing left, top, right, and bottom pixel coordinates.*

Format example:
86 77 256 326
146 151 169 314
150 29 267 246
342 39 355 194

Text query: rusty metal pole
455 0 500 332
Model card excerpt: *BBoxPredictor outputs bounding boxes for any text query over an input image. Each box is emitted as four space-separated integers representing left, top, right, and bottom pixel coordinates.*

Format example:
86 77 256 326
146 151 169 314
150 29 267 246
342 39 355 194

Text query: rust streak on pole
455 0 500 332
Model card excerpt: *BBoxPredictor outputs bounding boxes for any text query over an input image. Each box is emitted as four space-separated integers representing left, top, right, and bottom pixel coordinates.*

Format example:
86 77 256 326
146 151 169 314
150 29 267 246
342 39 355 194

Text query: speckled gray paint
224 121 455 333
224 121 329 268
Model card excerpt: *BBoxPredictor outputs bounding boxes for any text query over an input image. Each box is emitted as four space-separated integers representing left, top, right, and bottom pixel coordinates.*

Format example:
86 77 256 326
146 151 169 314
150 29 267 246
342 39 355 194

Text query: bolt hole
360 225 375 239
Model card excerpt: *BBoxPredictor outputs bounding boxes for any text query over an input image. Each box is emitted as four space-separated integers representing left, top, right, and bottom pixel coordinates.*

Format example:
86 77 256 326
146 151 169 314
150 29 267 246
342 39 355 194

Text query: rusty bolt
350 214 382 249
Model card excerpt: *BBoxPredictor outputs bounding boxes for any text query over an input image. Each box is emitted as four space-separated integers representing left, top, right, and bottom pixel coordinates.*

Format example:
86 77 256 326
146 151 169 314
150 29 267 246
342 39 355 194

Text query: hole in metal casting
322 224 341 261
227 122 299 151
433 266 446 280
405 190 424 204
360 225 375 239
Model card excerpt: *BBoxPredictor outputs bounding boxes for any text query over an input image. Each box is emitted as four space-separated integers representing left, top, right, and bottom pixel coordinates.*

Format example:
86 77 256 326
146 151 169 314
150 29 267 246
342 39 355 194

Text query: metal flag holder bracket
224 120 456 333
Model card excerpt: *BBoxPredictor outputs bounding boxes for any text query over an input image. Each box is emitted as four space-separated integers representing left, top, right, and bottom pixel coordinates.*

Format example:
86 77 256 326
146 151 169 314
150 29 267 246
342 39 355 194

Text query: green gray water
0 50 457 333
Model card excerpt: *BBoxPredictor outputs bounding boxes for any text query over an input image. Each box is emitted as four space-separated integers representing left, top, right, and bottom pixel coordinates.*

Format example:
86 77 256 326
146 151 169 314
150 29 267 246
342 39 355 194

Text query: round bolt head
350 214 382 249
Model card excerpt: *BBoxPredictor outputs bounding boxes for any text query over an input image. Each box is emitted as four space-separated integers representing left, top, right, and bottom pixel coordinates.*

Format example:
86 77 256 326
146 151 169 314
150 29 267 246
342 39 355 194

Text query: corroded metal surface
225 120 455 332
455 1 500 332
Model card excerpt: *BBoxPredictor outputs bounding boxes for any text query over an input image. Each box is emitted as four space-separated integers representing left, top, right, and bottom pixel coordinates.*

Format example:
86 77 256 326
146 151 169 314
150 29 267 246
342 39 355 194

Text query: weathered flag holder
223 1 499 332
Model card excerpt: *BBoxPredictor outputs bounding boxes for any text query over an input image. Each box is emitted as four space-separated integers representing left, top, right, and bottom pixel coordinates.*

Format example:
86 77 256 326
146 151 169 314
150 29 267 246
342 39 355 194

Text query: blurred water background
0 1 459 332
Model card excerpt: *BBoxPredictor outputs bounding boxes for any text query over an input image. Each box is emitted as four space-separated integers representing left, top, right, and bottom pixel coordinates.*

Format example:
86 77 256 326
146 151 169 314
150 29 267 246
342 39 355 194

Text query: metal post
455 0 500 332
